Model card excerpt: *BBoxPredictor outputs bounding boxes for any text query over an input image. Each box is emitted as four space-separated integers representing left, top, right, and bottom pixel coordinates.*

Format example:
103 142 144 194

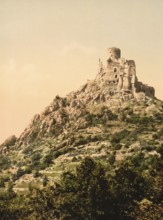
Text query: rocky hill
17 47 156 146
0 48 162 219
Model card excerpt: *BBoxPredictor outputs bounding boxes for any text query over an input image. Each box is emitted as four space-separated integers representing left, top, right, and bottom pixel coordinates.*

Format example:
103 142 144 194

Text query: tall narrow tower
108 47 121 60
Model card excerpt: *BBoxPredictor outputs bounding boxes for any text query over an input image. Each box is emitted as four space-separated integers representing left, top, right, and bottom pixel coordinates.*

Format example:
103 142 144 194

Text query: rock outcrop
0 135 17 154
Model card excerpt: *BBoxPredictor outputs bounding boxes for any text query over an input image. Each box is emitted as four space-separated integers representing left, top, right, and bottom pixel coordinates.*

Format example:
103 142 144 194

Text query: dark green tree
53 157 113 220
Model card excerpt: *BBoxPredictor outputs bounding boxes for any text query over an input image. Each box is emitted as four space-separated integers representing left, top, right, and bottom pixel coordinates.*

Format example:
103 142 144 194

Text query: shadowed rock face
0 135 17 153
97 47 155 100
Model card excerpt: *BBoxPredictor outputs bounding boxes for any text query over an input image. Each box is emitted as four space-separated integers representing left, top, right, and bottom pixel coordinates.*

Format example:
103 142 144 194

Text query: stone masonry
97 47 155 100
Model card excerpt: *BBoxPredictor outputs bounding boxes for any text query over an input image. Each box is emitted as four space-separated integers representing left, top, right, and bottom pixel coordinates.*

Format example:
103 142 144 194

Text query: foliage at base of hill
0 153 162 220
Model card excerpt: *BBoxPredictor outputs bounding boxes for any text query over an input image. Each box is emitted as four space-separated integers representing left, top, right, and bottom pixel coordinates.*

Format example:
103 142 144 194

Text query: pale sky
0 0 163 143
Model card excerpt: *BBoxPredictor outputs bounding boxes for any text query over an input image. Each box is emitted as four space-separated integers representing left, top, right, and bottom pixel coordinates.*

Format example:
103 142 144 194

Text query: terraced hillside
0 48 162 219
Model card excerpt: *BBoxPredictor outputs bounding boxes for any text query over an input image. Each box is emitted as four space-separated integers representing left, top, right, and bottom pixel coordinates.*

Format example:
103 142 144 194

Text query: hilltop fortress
97 47 155 100
0 46 159 149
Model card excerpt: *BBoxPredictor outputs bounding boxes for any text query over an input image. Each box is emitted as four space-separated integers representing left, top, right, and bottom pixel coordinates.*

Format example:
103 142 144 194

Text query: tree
53 157 113 220
110 163 148 220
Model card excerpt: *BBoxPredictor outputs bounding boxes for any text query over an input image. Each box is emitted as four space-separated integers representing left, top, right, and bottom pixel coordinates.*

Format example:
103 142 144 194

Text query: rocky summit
13 47 156 146
0 47 163 220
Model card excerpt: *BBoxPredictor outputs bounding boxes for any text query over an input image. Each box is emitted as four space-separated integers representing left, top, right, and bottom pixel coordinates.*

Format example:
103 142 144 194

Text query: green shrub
152 133 159 139
108 153 116 165
0 156 11 170
33 170 40 178
22 145 33 155
111 129 130 144
53 150 62 159
43 153 53 165
126 115 154 126
15 168 25 179
42 176 48 187
0 178 5 187
156 144 163 158
31 152 41 165
24 166 32 174
74 135 89 146
114 144 123 150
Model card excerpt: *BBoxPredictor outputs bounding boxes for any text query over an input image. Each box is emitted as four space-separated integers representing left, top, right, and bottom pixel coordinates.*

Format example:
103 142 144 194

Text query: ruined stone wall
97 47 155 100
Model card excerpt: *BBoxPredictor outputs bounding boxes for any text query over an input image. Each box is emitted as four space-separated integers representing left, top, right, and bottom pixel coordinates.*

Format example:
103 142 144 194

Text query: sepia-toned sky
0 0 163 143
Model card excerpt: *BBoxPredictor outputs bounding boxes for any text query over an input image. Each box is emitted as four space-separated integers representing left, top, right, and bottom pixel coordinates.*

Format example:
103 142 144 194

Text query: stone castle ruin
97 47 155 100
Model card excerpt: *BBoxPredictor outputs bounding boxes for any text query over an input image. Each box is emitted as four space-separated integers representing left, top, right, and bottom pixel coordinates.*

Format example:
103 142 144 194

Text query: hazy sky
0 0 163 143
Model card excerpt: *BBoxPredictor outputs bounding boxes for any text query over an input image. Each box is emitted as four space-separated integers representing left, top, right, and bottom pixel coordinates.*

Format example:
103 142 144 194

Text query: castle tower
104 47 121 83
97 47 155 100
108 47 121 60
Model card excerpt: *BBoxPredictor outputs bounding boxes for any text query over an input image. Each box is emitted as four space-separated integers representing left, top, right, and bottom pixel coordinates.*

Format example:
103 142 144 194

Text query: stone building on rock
97 47 155 100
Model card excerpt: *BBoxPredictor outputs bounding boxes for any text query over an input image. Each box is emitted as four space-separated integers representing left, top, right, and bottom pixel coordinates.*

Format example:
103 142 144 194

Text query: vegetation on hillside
0 90 163 219
0 152 162 220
